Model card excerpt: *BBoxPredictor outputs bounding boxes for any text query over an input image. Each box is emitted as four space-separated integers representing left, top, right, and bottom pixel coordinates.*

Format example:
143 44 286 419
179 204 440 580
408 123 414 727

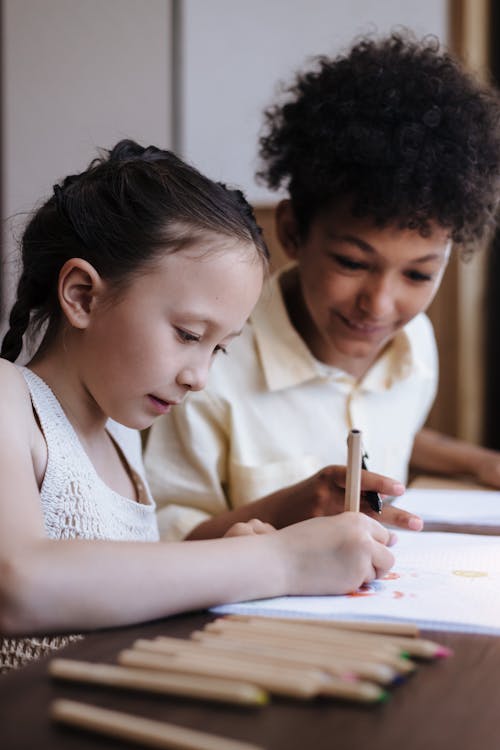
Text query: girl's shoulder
0 360 40 456
0 359 33 410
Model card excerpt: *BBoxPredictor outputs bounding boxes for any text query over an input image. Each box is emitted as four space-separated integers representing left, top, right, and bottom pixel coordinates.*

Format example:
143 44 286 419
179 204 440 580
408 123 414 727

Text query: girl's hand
276 512 395 595
273 465 422 531
224 518 276 538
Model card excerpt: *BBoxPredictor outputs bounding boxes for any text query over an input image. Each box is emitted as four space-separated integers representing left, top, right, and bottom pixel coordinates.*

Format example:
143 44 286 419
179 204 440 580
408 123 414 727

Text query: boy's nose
358 277 396 319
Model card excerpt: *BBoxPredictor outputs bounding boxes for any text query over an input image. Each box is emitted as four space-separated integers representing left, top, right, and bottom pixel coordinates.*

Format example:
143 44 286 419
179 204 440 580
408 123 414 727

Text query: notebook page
214 530 500 634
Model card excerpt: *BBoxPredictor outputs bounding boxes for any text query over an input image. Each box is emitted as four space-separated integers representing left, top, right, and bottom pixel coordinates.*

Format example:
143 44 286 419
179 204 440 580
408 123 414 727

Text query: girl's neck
28 342 108 440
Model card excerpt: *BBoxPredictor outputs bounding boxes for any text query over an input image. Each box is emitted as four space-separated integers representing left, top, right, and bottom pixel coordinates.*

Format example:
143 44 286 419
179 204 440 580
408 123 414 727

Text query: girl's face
79 239 264 429
282 202 451 378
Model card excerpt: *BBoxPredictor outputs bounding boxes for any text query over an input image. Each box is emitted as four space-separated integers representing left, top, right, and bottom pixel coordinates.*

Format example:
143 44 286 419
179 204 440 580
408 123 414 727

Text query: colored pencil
345 428 362 512
50 699 264 750
49 657 268 706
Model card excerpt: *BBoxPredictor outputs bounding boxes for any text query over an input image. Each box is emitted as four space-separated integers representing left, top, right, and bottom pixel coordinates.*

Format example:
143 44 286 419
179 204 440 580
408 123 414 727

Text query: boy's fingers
321 465 405 498
381 505 423 531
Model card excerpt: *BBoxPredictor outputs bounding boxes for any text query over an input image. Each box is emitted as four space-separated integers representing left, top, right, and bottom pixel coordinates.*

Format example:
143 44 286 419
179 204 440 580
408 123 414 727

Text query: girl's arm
410 427 500 487
0 364 394 635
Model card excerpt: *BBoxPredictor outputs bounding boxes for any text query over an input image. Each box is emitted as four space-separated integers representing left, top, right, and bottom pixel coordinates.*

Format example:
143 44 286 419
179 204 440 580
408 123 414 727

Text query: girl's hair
257 31 500 245
1 140 269 362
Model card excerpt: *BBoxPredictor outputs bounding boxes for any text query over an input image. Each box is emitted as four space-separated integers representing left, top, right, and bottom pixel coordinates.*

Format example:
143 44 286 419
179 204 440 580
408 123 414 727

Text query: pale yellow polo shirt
145 267 438 541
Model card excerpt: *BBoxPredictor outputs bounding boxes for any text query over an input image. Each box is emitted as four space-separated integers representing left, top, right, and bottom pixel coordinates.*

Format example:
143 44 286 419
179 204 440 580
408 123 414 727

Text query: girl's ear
58 259 105 329
275 199 301 260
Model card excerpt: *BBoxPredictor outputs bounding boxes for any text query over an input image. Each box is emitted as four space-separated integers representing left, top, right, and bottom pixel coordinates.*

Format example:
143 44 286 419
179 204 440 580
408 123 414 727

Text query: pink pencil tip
435 645 453 658
341 671 357 682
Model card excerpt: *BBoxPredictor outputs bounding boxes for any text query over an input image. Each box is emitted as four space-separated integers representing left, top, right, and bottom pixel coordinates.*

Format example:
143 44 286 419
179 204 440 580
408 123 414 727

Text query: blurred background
1 0 499 449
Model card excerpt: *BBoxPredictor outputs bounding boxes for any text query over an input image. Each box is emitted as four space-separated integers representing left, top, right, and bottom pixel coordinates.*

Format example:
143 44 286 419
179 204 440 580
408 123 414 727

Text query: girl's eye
176 328 200 343
333 254 368 271
405 270 433 283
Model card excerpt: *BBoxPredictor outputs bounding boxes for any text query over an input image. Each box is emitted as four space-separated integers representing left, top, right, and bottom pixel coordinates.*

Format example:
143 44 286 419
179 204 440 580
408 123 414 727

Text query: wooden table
2 484 500 750
2 608 500 750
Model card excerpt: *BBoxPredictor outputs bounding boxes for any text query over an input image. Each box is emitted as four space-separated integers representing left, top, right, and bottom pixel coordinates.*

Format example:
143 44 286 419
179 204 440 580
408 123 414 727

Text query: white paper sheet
214 530 500 634
392 488 500 525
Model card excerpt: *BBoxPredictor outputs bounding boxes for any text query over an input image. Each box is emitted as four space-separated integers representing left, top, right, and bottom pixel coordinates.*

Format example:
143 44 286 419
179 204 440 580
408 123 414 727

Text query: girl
0 140 410 672
144 32 500 541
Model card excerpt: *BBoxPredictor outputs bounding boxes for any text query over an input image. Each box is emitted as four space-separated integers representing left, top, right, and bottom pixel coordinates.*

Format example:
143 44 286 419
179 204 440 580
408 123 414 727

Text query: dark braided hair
1 140 269 362
258 31 500 245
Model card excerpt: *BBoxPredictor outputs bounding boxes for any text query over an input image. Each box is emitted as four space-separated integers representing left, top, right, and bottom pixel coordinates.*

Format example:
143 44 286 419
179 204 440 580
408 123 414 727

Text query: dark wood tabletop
1 607 500 750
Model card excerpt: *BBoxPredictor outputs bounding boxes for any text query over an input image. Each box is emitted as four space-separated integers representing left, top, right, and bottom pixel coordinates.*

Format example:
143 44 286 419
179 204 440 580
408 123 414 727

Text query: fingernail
408 517 423 531
388 532 398 546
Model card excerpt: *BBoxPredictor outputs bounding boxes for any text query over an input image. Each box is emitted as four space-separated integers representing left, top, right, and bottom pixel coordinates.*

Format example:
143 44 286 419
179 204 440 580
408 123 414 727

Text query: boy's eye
333 254 368 271
176 328 200 343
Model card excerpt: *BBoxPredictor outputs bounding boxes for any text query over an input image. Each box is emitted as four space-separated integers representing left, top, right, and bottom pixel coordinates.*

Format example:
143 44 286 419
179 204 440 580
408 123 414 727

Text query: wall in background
1 0 172 325
179 0 448 204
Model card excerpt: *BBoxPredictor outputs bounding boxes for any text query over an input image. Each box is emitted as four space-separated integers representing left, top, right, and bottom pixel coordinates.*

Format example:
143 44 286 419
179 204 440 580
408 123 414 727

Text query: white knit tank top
0 367 159 673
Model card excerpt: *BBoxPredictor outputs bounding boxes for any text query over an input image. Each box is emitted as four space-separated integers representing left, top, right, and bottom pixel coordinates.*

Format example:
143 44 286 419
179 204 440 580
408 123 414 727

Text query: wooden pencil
50 699 264 750
215 616 450 659
345 428 362 512
118 647 321 700
190 631 398 685
138 634 398 684
203 620 416 672
49 658 268 707
226 614 420 638
121 646 386 704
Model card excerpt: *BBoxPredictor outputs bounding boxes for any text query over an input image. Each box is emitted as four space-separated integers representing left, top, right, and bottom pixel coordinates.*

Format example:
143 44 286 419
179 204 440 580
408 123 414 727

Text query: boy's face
280 201 451 377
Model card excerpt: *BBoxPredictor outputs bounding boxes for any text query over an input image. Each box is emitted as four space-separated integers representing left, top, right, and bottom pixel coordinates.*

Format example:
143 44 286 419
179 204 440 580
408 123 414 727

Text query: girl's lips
147 394 176 415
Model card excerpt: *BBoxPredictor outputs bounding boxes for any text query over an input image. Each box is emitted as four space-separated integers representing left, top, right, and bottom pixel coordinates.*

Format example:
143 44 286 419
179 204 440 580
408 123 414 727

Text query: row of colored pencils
49 614 452 749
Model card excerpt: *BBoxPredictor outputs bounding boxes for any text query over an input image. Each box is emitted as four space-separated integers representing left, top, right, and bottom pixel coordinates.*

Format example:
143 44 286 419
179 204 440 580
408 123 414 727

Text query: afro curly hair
257 31 500 248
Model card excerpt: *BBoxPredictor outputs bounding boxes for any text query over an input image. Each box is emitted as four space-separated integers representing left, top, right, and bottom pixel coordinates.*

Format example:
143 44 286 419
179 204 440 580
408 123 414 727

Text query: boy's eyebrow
330 233 447 263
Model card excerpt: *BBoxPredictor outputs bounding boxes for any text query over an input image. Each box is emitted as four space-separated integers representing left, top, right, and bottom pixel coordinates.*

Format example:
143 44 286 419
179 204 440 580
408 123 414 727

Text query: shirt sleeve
144 390 231 541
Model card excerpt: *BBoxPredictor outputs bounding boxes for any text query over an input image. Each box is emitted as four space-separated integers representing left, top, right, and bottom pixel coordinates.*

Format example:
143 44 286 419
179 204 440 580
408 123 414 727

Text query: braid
0 274 33 362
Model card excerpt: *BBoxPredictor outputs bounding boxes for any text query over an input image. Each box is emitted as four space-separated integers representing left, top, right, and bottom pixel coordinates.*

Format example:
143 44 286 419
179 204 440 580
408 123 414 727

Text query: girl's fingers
370 541 396 579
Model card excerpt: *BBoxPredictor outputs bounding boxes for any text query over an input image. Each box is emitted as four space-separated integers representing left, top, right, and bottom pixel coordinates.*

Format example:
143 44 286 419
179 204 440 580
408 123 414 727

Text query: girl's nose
177 360 210 392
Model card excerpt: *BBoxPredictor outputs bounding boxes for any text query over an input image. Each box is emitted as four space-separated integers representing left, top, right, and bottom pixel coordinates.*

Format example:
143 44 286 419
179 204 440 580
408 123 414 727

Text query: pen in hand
361 453 383 514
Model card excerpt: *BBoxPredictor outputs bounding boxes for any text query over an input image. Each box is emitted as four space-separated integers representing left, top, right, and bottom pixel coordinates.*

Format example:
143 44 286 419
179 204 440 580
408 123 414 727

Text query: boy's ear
58 259 105 329
275 199 301 259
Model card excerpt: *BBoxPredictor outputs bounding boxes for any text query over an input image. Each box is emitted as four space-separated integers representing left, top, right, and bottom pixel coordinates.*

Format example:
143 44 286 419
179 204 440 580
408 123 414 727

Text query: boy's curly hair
258 32 500 247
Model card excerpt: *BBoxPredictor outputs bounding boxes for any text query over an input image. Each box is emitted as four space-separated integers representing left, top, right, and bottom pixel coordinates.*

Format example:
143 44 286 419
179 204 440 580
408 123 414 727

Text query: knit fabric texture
1 367 159 673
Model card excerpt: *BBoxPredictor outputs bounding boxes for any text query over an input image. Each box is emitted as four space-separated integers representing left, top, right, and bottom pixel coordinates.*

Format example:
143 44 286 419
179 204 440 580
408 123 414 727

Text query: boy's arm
410 427 500 487
144 391 230 540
